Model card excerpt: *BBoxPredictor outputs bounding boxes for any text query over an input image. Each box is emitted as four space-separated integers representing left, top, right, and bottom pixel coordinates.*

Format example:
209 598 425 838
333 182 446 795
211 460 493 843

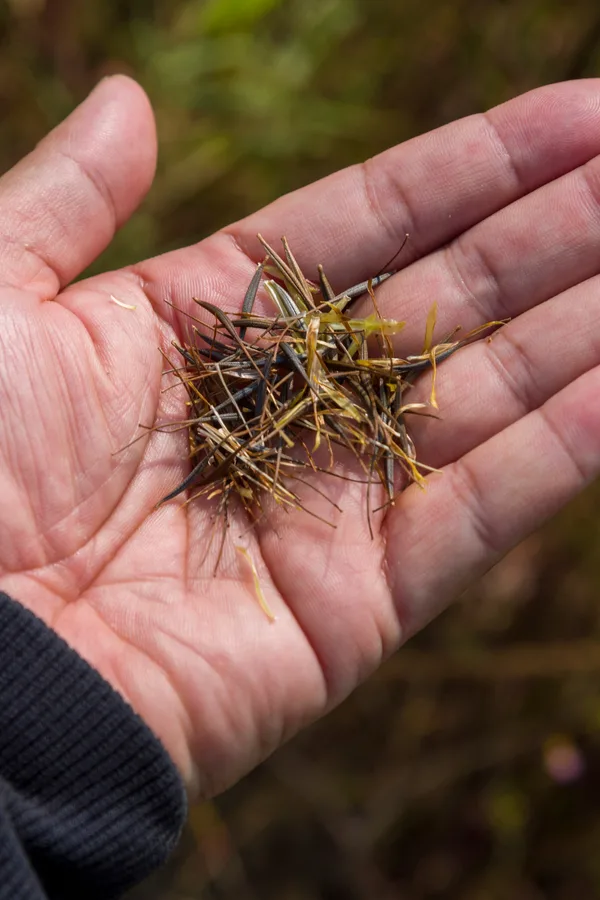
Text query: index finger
226 79 600 290
131 80 600 332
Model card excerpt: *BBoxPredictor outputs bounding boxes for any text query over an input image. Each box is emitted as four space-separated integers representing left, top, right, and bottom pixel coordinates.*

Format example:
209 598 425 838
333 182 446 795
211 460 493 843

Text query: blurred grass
3 0 600 897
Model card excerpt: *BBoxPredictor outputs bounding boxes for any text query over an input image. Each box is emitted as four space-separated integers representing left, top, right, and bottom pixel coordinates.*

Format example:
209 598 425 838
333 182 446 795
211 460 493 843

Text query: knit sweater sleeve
0 591 187 900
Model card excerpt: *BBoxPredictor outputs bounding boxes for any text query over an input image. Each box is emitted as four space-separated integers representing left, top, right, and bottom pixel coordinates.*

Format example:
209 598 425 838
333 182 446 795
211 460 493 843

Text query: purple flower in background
543 736 586 784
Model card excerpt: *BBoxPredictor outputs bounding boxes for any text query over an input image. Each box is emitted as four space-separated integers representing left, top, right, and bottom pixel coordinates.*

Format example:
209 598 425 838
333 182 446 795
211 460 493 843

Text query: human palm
2 76 600 798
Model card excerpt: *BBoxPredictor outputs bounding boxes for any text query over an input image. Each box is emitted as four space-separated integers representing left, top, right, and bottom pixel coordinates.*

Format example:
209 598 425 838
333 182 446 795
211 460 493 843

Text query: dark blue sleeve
0 592 187 900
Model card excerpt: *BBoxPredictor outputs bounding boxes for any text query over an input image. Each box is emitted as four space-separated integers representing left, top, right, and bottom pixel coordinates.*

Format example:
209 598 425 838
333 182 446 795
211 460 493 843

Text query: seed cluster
157 235 501 536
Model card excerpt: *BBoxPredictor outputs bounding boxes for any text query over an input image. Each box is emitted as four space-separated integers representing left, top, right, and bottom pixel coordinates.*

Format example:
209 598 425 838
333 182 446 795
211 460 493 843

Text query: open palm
2 76 600 798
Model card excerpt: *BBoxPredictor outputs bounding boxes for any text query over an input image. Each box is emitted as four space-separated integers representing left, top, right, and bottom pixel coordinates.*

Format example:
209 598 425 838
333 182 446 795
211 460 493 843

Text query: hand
1 75 599 798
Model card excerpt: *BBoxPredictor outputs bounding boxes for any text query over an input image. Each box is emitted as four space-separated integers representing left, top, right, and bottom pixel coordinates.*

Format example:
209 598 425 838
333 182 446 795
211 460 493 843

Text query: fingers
385 364 600 639
134 80 600 333
364 146 600 348
0 76 156 300
401 275 600 470
227 79 600 288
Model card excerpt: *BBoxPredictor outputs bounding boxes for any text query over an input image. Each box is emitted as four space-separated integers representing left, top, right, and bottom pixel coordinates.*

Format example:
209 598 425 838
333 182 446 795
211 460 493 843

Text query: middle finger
367 149 600 349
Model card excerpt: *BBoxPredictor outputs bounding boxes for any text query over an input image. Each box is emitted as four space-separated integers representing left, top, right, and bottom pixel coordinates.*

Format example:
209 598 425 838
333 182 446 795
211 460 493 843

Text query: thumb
0 75 157 299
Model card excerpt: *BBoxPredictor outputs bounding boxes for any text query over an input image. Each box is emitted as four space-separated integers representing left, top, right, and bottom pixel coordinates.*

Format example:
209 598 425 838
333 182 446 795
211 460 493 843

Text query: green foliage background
3 0 600 897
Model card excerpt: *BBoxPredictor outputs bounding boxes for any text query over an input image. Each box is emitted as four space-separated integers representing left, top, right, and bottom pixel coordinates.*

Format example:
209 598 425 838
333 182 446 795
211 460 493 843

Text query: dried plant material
110 294 137 310
146 235 506 555
236 546 276 621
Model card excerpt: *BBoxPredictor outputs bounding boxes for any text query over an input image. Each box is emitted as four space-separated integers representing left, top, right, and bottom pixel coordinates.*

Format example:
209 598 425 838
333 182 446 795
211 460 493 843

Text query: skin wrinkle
349 550 395 681
0 228 61 298
131 263 174 316
45 321 104 465
0 339 60 569
482 109 525 195
19 569 76 609
38 468 116 562
131 235 259 346
71 598 198 789
446 455 506 561
483 325 542 418
59 286 154 394
538 400 594 486
360 155 414 256
182 474 192 604
89 570 218 593
103 267 152 308
321 493 397 671
0 408 156 585
63 314 142 454
0 484 43 574
0 197 68 288
212 230 262 294
44 470 146 589
254 526 337 703
9 179 82 290
161 622 258 725
380 510 407 648
574 279 600 362
260 504 394 702
29 316 113 556
444 232 510 324
222 227 262 270
576 155 600 233
53 145 119 236
130 260 198 339
8 244 61 300
65 466 161 587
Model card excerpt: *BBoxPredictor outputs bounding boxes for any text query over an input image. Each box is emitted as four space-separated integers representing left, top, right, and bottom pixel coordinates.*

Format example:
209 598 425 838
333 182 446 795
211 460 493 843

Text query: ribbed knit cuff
0 591 187 899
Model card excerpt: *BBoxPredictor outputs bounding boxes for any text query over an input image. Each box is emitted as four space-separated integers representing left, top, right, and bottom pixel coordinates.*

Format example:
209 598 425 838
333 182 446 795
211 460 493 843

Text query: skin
2 75 600 800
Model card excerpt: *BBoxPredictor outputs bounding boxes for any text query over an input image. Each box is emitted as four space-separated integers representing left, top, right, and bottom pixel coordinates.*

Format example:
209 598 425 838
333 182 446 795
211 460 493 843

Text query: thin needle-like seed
239 261 265 341
333 271 394 306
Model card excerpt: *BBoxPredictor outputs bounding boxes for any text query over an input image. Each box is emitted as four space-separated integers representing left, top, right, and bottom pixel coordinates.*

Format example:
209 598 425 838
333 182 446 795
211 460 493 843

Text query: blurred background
3 0 600 896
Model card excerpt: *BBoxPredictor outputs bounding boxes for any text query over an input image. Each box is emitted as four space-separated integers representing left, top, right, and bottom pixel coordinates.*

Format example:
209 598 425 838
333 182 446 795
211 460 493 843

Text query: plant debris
152 236 504 548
